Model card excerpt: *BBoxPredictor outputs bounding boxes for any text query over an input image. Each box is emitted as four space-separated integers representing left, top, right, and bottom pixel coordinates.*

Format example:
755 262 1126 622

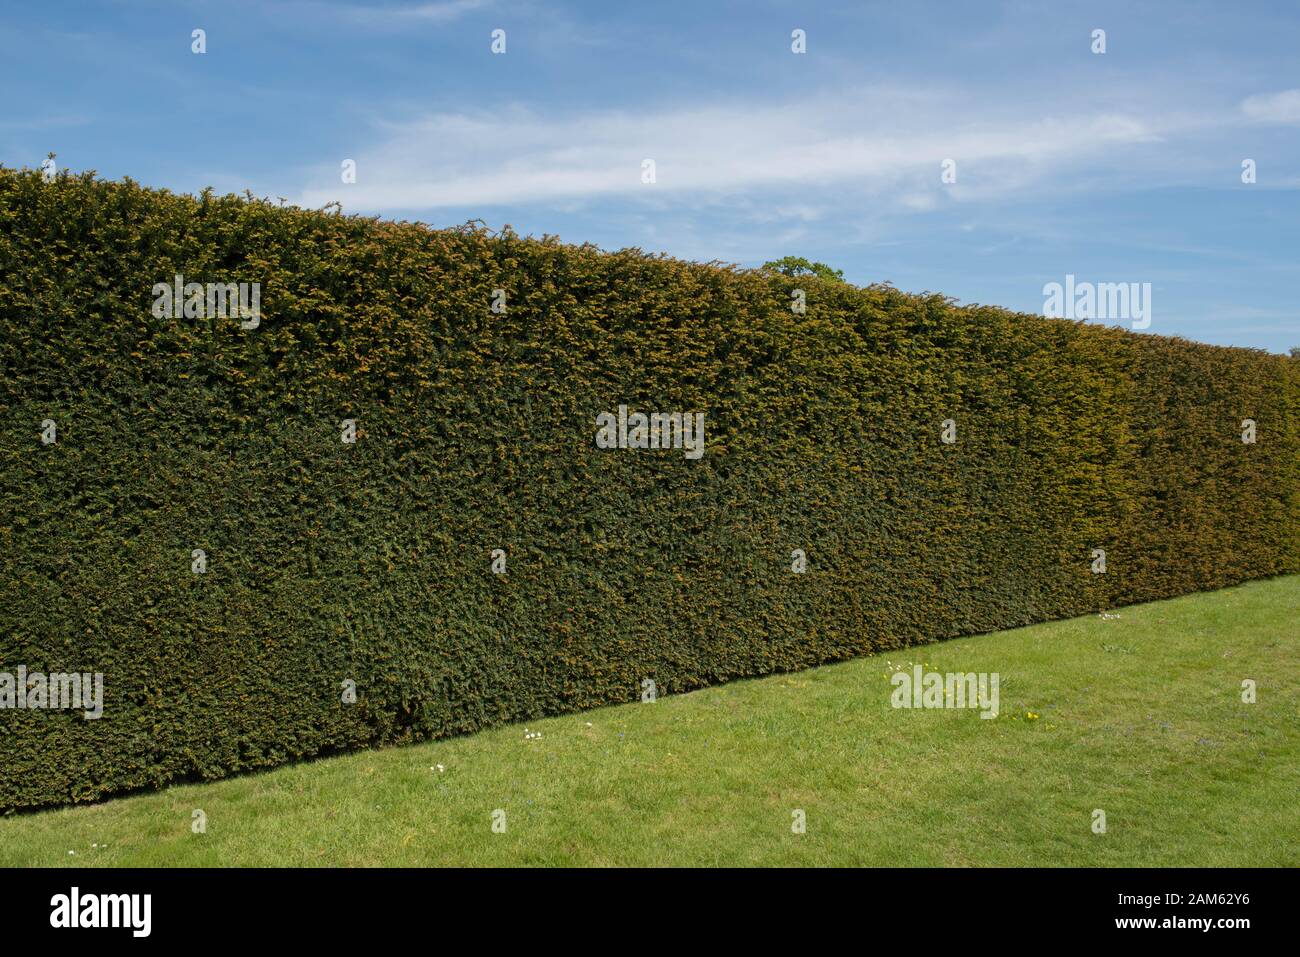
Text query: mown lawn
2 576 1296 867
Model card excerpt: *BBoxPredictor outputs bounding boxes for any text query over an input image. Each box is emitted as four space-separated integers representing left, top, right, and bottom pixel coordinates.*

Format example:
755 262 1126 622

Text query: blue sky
4 0 1299 351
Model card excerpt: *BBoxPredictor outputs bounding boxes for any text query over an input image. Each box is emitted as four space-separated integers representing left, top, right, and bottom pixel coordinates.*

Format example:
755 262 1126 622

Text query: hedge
2 166 1297 811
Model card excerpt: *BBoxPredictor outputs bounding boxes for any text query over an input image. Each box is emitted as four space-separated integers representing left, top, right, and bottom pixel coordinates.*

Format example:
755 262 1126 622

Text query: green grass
3 576 1297 867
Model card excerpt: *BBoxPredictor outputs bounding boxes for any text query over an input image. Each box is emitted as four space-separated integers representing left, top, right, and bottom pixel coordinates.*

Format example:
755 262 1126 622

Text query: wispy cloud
298 89 1168 212
1242 89 1300 125
309 0 490 28
380 0 486 21
0 114 91 132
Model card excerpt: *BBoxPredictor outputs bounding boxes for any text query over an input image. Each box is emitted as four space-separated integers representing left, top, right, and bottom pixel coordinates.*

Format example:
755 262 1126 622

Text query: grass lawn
2 576 1297 867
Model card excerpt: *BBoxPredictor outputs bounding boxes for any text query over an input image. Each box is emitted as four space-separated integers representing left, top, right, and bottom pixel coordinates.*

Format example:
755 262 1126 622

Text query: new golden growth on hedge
2 167 1297 810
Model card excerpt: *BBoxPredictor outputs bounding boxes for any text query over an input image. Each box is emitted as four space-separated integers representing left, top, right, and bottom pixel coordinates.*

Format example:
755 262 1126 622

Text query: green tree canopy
760 256 845 282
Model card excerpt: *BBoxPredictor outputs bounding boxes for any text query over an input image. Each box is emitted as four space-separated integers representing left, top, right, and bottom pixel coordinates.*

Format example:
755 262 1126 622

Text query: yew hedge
2 167 1297 810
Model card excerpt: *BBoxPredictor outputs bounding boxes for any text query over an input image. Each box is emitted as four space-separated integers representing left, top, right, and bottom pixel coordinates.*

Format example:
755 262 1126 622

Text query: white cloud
387 0 486 21
1241 89 1300 125
320 0 488 27
899 193 939 212
298 90 1165 212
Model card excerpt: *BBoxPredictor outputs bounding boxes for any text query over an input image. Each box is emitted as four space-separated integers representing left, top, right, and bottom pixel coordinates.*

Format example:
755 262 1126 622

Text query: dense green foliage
2 167 1297 810
760 256 846 282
